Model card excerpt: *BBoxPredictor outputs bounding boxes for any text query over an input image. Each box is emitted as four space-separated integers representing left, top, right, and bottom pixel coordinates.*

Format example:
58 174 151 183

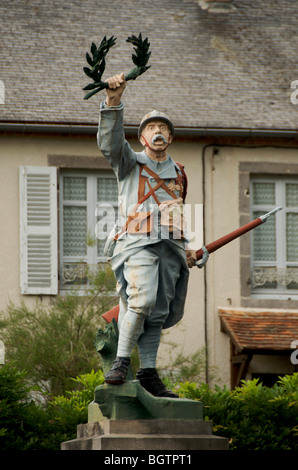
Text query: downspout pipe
201 144 214 384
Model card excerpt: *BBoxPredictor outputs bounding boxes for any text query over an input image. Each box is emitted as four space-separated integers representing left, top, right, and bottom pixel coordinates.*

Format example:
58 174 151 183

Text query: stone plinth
61 381 229 450
61 419 229 450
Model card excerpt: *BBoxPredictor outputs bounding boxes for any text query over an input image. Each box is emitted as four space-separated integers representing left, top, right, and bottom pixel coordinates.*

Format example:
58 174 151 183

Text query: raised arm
97 73 137 180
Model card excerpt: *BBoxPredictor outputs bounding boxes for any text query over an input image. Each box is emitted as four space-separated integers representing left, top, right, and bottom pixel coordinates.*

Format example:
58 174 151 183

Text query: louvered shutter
19 166 58 295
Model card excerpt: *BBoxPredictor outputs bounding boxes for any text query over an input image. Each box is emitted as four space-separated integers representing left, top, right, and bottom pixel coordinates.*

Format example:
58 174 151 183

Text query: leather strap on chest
113 163 185 240
138 164 183 205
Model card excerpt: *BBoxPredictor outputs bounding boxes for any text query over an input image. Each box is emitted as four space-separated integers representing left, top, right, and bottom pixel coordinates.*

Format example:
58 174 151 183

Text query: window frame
239 160 298 309
58 169 118 292
250 175 298 300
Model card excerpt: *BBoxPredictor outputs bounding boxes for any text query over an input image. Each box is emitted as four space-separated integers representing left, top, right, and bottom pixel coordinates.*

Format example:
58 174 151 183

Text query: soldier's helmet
138 110 175 139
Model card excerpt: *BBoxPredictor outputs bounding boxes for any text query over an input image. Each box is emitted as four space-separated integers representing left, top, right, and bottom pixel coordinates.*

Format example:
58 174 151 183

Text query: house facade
1 0 298 387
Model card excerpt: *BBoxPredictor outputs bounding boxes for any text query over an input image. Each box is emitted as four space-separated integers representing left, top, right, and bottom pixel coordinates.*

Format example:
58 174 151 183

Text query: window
59 171 118 290
250 177 298 299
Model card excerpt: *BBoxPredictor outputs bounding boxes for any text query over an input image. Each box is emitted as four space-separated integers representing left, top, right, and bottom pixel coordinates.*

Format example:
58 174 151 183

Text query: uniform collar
137 150 180 179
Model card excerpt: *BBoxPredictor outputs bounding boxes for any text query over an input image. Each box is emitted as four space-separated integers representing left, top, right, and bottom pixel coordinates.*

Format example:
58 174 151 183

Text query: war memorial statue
85 35 281 402
93 40 281 400
60 35 280 449
97 71 197 398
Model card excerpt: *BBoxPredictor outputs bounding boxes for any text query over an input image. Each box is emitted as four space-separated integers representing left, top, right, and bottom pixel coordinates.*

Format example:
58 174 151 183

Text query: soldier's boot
104 356 131 384
136 368 179 398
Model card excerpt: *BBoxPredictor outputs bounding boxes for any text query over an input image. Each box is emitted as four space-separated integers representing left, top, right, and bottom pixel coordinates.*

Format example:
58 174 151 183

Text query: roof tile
1 0 298 130
219 308 298 351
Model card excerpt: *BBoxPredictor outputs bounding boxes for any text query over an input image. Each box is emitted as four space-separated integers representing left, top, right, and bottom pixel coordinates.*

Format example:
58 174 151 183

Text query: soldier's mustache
152 134 168 144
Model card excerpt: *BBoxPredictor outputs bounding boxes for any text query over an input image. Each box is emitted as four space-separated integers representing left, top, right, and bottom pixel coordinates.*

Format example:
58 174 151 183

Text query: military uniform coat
97 102 189 329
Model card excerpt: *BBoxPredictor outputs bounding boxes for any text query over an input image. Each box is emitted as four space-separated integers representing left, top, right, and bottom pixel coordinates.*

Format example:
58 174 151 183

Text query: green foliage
50 369 105 414
1 361 297 450
0 363 105 450
83 35 117 99
1 263 297 450
0 264 116 396
43 369 105 449
125 34 151 81
83 33 151 100
0 362 45 450
160 347 207 385
159 328 209 386
177 373 298 450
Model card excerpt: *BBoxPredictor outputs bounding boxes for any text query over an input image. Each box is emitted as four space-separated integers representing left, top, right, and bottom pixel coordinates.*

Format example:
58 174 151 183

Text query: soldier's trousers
116 242 182 368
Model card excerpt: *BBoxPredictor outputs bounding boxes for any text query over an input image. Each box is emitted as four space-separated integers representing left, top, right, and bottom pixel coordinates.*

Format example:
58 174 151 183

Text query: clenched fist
186 249 197 268
105 72 126 107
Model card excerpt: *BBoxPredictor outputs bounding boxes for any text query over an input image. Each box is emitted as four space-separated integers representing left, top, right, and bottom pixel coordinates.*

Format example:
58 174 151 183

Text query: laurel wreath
83 33 151 100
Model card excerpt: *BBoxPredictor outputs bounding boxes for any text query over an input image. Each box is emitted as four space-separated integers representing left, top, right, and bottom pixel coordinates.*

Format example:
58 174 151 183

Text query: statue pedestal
61 381 229 450
61 418 228 450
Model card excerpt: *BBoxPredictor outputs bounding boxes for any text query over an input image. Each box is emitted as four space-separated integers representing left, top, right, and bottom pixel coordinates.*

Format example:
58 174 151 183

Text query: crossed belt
114 164 184 240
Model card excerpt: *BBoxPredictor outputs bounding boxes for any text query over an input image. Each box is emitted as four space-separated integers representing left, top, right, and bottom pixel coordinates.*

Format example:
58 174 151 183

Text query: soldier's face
140 120 173 149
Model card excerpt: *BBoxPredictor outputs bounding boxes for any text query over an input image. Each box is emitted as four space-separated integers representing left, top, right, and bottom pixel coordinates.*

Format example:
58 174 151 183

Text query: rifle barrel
196 206 282 261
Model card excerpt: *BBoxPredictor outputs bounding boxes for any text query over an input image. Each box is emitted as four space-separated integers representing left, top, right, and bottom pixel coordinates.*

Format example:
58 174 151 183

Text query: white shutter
19 166 58 295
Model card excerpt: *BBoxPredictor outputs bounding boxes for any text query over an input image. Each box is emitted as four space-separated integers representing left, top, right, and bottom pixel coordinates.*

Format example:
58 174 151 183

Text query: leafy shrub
48 369 105 426
0 362 47 450
1 361 297 450
0 265 116 396
41 369 105 449
0 363 105 450
177 373 298 450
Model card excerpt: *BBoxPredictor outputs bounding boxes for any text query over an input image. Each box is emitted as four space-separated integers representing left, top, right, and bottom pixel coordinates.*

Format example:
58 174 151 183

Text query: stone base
61 419 229 450
61 380 229 450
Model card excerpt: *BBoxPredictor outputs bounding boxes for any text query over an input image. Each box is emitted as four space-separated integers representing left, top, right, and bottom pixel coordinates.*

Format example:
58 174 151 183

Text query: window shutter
19 166 58 295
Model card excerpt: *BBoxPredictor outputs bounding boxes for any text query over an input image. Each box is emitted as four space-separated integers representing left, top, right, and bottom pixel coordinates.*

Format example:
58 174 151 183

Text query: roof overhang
219 307 298 353
1 121 298 139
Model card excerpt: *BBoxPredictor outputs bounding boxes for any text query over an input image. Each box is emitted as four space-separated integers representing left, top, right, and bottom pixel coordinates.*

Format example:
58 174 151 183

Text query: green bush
0 362 47 450
1 360 297 450
47 369 105 430
177 373 298 450
41 369 105 449
0 362 105 450
0 265 116 396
